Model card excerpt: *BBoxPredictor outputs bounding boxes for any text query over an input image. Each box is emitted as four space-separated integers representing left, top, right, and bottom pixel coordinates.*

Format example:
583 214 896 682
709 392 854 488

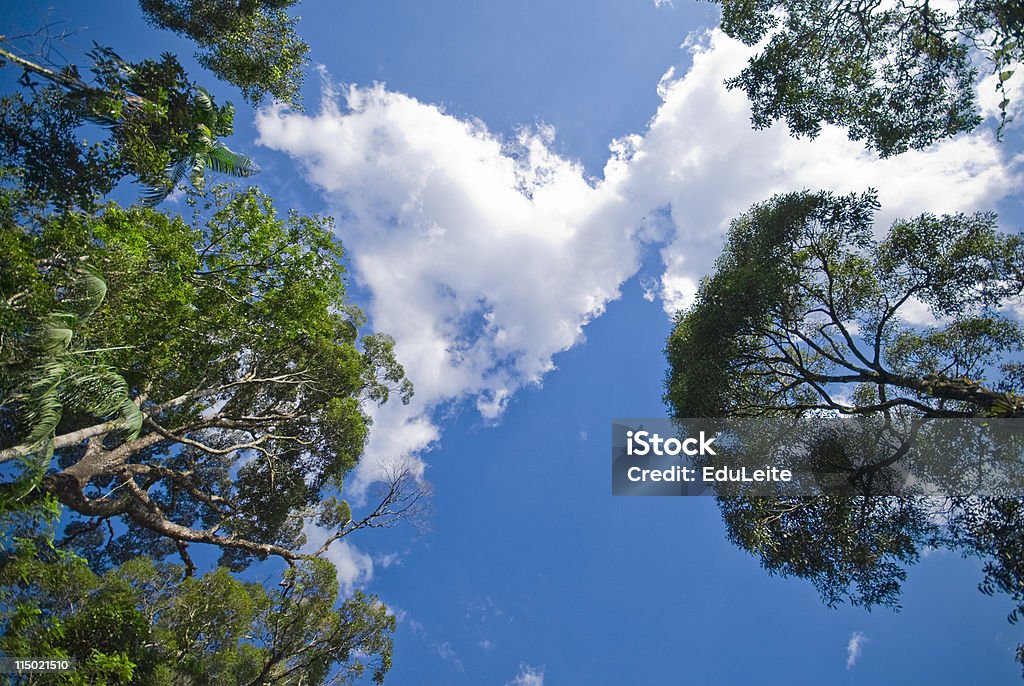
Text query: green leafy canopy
665 189 1024 675
711 0 1023 155
1 184 415 575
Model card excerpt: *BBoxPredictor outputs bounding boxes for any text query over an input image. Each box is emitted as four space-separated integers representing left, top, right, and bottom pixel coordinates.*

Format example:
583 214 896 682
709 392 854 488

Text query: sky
4 0 1024 683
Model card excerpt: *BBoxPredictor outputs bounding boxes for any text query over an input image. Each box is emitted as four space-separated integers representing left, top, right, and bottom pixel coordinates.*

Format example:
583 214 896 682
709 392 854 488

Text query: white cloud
977 61 1024 128
895 296 946 327
302 525 374 595
629 30 1020 316
506 664 545 686
374 551 404 568
257 82 659 491
256 29 1020 497
847 631 868 669
434 641 464 672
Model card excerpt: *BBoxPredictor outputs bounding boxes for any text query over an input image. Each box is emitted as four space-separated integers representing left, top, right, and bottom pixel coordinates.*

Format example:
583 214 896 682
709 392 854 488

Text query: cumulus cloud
302 526 374 595
257 81 659 491
506 664 545 686
256 29 1019 500
847 631 868 669
894 296 950 327
630 30 1020 314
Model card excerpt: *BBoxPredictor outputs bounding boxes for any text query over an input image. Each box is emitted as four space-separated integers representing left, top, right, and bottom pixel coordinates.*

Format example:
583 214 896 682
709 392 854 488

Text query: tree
0 541 395 685
0 259 143 516
1 184 418 574
710 0 1024 156
665 190 1024 419
0 42 253 208
665 190 1024 673
1 8 408 684
1 177 145 480
138 0 310 107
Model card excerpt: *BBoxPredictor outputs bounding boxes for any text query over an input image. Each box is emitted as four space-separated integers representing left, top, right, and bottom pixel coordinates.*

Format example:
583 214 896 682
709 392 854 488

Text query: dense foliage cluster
711 0 1024 154
666 191 1024 673
138 0 309 107
0 45 251 208
1 537 394 685
1 3 409 683
666 190 1024 419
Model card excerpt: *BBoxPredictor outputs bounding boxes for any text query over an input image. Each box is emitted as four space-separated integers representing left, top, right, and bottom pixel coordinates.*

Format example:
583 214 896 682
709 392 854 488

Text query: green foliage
0 546 395 685
0 183 413 572
711 0 1023 155
0 88 120 211
720 495 931 608
665 190 1024 674
9 263 143 443
1 9 403 685
139 0 310 107
1 195 142 508
665 190 1024 418
0 44 252 209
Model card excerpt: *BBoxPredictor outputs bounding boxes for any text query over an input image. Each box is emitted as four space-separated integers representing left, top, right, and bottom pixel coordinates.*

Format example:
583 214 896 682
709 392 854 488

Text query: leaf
167 156 191 188
41 325 74 355
117 397 144 440
76 265 109 317
205 143 254 177
140 182 173 207
193 87 213 113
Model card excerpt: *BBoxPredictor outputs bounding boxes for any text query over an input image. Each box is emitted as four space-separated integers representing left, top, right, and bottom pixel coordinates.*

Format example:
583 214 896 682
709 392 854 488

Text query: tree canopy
666 190 1024 419
1 184 416 574
665 190 1024 673
1 536 394 685
0 0 312 208
0 4 414 684
138 0 309 107
0 44 252 209
711 0 1024 155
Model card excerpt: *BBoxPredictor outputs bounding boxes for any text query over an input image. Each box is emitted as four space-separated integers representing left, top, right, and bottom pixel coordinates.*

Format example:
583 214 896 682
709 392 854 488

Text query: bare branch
311 465 430 557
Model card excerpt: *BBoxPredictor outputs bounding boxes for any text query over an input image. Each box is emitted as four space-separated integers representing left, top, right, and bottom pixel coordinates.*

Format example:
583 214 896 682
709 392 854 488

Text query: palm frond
22 387 63 447
140 181 174 207
16 356 67 448
167 155 191 188
9 265 143 461
40 324 74 356
193 87 214 113
74 264 108 317
206 142 255 177
117 397 144 440
194 123 213 147
190 154 208 190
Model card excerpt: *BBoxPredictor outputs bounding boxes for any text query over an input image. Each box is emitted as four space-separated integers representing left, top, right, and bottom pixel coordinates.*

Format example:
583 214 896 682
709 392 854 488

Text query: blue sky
4 0 1024 682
